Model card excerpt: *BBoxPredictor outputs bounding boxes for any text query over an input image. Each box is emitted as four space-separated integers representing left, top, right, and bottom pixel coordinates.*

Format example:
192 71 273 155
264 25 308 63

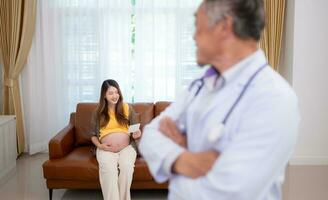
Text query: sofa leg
49 189 53 200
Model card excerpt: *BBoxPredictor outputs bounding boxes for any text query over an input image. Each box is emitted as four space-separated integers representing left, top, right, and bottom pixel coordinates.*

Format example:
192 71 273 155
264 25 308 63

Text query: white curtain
22 0 202 154
22 0 132 154
134 0 203 102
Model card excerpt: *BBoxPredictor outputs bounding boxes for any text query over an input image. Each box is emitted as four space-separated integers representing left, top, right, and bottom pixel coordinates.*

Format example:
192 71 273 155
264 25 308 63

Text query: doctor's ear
214 15 233 38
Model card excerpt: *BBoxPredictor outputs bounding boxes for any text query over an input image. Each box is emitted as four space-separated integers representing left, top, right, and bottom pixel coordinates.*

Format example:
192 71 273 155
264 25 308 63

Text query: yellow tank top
99 103 129 140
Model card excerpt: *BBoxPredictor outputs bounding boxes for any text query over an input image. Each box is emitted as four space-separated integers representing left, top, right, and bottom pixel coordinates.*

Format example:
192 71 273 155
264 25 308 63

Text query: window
59 0 203 111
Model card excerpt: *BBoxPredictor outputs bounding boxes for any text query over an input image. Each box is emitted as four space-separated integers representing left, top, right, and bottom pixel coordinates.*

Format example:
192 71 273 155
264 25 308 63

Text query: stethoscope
178 62 268 143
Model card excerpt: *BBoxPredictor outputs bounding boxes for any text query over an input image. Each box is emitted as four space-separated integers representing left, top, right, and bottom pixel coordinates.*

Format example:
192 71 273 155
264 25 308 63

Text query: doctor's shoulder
244 67 299 114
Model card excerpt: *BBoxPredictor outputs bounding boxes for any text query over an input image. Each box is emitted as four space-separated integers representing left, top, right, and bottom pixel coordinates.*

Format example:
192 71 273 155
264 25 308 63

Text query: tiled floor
0 153 327 200
283 165 328 200
0 153 167 200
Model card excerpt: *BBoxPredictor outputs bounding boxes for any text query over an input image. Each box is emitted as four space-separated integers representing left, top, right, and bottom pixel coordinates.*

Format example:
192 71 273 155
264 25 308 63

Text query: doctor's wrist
172 151 192 175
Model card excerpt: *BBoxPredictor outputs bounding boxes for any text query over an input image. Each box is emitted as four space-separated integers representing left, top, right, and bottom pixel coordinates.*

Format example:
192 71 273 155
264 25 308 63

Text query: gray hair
204 0 265 41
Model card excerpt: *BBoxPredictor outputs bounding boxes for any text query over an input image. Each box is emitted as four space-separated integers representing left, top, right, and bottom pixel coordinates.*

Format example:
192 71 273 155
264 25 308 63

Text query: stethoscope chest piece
208 123 225 142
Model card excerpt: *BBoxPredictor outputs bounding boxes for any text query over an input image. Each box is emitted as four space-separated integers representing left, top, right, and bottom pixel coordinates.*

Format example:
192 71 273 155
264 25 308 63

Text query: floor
0 153 327 200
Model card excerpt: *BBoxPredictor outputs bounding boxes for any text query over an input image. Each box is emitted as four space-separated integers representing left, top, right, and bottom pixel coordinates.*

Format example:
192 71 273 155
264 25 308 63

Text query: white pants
96 145 137 200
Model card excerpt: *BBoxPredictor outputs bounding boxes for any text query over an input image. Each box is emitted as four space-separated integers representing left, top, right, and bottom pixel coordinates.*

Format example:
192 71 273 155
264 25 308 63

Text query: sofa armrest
48 124 75 159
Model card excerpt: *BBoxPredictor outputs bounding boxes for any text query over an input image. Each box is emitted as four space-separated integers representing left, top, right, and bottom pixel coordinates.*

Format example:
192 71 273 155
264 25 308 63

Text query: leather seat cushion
133 158 154 181
43 146 99 181
43 146 153 182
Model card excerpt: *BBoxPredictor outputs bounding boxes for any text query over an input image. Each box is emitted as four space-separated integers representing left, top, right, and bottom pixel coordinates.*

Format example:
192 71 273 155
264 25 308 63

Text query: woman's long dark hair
95 79 129 129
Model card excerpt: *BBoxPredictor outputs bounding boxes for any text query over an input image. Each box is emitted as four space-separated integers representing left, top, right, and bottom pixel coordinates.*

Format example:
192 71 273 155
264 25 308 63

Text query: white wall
279 0 294 84
281 0 328 165
0 51 2 114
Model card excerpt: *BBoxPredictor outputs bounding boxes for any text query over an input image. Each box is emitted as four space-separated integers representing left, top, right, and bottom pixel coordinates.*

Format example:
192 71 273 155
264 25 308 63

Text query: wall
0 50 2 114
281 0 328 165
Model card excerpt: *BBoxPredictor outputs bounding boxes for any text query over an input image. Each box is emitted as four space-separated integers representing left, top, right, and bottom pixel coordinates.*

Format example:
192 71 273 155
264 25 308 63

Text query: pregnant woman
91 79 141 200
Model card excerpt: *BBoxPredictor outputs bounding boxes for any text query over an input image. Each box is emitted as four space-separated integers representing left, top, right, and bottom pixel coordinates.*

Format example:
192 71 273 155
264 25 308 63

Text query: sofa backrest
155 101 171 117
75 103 97 146
130 103 154 131
73 102 169 146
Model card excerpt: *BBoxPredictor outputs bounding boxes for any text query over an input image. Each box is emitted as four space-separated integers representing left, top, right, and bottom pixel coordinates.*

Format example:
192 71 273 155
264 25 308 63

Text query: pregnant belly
101 132 130 152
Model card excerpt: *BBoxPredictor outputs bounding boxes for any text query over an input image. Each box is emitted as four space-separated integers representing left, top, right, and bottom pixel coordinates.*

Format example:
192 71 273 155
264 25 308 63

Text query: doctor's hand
172 150 219 179
159 116 187 148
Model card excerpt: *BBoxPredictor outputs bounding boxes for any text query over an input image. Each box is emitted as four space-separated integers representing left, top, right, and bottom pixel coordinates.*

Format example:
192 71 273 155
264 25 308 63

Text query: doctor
139 0 300 199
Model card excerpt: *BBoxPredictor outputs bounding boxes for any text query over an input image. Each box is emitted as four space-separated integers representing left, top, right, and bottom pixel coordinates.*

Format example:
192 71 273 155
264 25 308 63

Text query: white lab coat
139 49 300 200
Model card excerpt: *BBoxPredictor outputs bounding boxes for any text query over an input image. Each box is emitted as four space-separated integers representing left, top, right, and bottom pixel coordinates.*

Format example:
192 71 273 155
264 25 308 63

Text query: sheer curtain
22 0 202 154
21 0 132 154
134 0 203 102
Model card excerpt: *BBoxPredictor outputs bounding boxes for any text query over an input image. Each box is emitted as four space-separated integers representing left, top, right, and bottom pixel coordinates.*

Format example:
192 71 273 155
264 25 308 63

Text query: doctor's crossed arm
139 89 220 182
159 116 219 179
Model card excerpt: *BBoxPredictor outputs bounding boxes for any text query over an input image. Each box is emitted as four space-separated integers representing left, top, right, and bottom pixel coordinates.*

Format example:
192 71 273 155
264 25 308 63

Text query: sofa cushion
75 103 97 146
43 146 154 182
43 146 99 181
133 158 154 181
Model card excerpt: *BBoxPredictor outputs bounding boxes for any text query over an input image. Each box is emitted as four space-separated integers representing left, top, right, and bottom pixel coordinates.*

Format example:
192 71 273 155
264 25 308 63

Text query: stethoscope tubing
187 63 268 126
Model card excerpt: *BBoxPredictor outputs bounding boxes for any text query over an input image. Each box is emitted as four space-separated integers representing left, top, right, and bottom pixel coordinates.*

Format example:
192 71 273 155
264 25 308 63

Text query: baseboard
289 156 328 165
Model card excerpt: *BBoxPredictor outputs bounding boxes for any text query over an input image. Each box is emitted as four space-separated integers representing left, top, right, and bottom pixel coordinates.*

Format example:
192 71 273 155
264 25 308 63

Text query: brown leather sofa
42 102 171 200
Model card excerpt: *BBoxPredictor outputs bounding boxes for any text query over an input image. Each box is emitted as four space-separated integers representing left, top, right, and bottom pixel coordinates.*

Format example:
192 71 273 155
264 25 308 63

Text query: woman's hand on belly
100 132 130 153
106 143 125 153
97 143 112 151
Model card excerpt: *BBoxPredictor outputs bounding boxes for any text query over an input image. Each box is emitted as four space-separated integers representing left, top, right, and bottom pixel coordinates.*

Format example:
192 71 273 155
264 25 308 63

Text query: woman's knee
119 161 135 173
101 167 119 177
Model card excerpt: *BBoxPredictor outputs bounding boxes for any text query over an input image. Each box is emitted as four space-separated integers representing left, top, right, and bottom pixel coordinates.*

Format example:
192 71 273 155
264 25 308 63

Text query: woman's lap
97 145 137 170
